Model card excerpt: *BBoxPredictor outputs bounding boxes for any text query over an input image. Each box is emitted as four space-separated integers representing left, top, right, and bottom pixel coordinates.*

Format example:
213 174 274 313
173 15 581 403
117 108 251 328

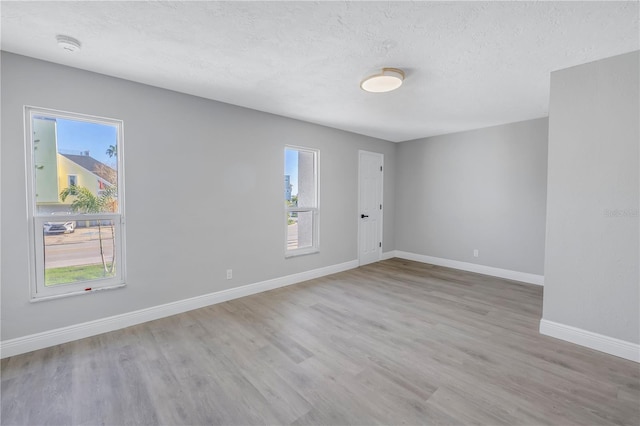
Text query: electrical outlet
226 269 233 279
473 249 479 258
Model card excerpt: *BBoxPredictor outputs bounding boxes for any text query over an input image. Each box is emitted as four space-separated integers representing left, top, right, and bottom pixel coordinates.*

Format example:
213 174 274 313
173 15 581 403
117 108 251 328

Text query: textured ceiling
1 1 638 142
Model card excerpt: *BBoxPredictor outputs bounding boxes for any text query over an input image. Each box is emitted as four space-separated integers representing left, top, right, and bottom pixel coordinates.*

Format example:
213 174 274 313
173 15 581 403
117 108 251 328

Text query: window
25 107 125 300
285 146 319 256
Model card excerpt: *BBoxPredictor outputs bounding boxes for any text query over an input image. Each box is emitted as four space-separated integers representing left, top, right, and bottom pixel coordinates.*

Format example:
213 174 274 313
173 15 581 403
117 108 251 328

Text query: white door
358 151 383 265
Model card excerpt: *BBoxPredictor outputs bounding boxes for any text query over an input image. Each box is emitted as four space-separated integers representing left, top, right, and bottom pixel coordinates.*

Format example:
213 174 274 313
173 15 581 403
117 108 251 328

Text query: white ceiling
1 1 638 142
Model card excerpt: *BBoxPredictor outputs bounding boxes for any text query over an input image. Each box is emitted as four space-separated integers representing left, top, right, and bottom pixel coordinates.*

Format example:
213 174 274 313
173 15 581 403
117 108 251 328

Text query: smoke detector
56 35 81 53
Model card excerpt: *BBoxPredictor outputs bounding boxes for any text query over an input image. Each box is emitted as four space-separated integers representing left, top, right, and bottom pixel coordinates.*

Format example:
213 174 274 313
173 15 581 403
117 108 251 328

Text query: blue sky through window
56 118 118 168
285 148 298 196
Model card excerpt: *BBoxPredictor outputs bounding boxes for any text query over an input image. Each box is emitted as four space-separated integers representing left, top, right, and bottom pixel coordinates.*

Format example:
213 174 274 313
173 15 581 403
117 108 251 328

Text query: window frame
24 106 127 301
284 145 320 257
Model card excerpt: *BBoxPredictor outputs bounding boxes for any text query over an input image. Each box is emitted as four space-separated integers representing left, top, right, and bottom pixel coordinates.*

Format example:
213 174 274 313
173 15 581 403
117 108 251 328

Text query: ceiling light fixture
360 68 405 93
56 35 81 53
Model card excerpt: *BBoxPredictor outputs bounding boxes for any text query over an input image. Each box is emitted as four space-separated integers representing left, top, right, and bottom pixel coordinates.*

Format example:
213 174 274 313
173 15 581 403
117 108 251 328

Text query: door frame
357 150 384 266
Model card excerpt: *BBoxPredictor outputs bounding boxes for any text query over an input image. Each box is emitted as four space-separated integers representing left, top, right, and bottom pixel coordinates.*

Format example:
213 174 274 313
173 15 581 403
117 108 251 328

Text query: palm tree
106 144 117 158
60 185 117 275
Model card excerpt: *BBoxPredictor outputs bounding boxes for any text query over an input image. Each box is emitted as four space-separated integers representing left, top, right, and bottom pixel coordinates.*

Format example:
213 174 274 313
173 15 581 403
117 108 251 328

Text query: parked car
43 220 76 234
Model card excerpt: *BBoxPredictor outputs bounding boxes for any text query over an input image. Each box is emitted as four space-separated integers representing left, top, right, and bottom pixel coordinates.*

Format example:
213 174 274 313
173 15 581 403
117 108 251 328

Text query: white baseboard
381 251 396 260
540 319 640 363
0 259 359 359
392 250 544 286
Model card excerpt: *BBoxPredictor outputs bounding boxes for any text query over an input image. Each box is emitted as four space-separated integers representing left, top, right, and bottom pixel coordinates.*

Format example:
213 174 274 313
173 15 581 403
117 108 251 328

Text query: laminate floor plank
2 259 639 425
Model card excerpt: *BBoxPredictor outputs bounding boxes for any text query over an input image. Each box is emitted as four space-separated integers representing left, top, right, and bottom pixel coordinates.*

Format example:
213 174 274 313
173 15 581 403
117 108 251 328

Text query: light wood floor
2 259 639 425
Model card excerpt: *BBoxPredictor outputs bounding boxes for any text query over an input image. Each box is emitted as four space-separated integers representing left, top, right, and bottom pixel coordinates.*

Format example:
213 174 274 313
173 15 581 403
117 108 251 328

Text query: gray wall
0 52 396 340
543 51 639 344
395 118 548 275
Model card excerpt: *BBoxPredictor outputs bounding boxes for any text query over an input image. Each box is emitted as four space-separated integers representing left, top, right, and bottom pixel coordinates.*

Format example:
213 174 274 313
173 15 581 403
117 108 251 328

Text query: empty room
1 1 638 425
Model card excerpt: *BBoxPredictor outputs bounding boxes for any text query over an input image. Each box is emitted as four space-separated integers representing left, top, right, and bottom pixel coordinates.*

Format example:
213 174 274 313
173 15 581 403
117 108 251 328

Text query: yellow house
57 153 115 197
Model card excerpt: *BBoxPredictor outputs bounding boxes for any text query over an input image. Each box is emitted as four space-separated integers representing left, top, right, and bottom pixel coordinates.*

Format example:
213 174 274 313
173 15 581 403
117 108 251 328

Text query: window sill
285 248 319 258
30 283 126 303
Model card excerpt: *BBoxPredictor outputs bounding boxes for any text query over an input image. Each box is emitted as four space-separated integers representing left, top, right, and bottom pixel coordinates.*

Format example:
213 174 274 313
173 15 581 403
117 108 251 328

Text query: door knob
361 214 369 218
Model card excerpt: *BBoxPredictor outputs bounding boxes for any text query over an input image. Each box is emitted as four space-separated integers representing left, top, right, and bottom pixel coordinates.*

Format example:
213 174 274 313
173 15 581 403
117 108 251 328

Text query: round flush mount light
360 68 405 93
56 35 81 52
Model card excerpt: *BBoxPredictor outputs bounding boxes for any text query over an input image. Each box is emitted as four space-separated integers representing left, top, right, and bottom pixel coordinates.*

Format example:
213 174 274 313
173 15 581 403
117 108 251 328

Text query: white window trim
284 145 320 258
24 106 127 301
68 174 78 187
